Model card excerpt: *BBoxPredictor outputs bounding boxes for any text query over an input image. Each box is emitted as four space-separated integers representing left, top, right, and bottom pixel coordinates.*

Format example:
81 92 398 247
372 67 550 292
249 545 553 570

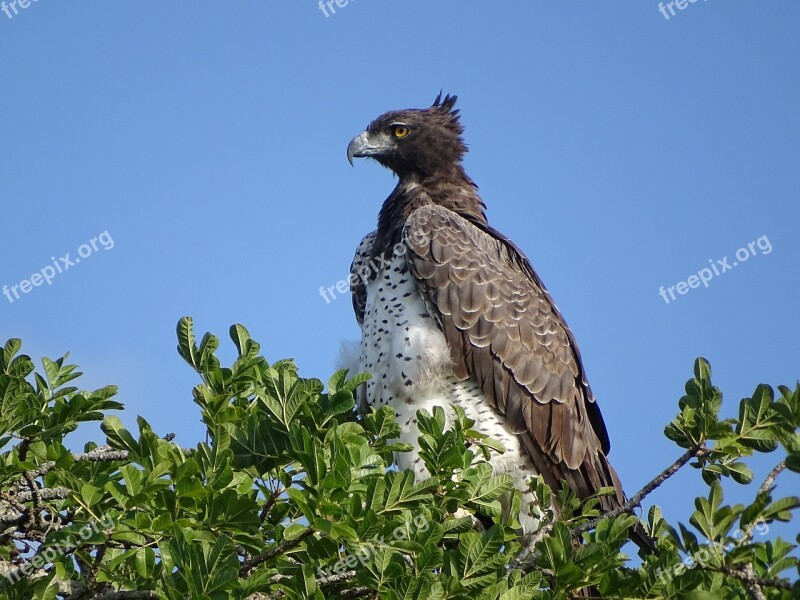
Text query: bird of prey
345 93 643 544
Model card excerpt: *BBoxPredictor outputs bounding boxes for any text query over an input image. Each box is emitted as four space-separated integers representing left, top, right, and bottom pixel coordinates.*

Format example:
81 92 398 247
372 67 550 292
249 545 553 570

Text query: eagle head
347 93 468 179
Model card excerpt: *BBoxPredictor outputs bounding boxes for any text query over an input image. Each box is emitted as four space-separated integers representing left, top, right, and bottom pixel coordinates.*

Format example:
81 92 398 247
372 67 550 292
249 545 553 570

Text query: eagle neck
372 171 488 261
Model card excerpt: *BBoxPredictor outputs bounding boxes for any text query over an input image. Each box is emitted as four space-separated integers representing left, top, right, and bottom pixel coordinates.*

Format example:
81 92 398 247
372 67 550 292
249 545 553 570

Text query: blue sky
1 2 798 531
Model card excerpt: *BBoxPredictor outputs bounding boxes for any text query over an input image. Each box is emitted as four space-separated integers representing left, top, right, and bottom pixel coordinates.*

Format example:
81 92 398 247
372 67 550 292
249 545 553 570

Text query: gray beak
347 131 388 166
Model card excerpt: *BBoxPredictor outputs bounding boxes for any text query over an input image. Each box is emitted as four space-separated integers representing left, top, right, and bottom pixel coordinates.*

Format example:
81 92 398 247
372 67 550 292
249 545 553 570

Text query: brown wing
403 204 624 509
350 231 376 326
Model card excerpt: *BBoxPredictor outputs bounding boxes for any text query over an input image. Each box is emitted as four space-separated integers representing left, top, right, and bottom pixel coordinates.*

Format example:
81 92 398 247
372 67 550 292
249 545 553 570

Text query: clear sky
2 2 798 530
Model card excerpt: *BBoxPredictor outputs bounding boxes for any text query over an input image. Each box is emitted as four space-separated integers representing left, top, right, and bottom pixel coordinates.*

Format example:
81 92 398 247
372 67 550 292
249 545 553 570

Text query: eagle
345 93 647 547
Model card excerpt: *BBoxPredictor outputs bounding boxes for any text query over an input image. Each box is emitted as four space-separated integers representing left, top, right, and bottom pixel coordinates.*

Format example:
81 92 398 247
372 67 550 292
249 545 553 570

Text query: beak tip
347 131 371 167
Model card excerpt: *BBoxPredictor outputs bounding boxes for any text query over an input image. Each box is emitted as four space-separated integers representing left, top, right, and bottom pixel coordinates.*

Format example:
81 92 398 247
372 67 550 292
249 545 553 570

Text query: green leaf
683 593 722 600
736 384 780 452
693 357 712 384
786 453 800 473
134 546 156 578
177 316 200 371
364 406 401 441
198 332 220 371
761 496 800 522
284 523 308 540
101 416 139 455
79 484 104 507
727 461 753 484
120 464 144 496
1 338 22 372
229 324 252 357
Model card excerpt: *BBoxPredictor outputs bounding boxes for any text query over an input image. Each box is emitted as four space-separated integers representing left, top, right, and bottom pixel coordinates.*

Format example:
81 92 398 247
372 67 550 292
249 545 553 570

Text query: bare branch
259 487 285 523
91 592 159 600
508 521 556 570
576 445 711 537
739 565 767 600
513 444 709 570
240 528 315 575
21 470 43 529
259 570 373 600
757 459 786 497
74 448 131 462
11 486 71 503
715 564 791 596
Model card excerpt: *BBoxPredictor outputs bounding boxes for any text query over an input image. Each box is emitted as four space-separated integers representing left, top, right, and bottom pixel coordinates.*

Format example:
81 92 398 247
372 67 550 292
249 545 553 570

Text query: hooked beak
347 131 388 166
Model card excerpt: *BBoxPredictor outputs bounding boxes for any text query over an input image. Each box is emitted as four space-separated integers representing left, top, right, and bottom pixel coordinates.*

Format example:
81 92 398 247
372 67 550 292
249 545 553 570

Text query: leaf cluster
0 327 796 599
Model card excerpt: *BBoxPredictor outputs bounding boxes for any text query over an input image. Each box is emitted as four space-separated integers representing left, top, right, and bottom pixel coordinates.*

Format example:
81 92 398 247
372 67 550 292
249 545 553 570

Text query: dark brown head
347 93 468 179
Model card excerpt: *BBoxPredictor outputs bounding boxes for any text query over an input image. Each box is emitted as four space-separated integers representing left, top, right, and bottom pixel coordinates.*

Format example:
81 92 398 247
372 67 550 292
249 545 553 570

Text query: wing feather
349 232 376 325
403 204 622 508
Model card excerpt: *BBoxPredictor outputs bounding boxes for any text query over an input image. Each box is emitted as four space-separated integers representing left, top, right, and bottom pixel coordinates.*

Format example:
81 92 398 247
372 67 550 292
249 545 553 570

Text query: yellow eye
392 125 410 138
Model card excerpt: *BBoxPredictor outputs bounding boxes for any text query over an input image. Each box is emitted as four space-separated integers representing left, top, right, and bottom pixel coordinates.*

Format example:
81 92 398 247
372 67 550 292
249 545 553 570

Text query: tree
0 317 797 599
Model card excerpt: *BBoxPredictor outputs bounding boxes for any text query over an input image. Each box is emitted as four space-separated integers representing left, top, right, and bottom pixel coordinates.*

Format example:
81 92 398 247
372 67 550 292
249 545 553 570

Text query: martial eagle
346 94 646 547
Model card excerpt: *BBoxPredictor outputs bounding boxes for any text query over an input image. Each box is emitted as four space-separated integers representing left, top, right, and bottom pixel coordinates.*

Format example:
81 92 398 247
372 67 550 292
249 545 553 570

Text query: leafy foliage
0 320 797 599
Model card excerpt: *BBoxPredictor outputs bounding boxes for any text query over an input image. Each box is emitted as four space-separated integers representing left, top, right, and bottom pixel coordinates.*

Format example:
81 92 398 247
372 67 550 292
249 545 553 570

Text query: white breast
357 252 450 407
353 243 544 533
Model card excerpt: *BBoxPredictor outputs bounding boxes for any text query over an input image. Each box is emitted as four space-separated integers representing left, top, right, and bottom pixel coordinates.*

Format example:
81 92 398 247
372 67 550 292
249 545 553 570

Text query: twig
512 444 709 570
17 438 31 462
2 440 194 525
338 585 374 598
757 459 786 497
11 486 71 503
262 570 372 600
240 528 315 575
715 564 790 596
1 491 28 515
317 570 358 587
259 487 285 523
14 461 56 482
84 544 108 595
91 592 159 600
574 445 710 537
73 444 193 463
18 440 191 484
0 512 25 527
21 470 41 529
739 565 767 600
74 448 131 462
508 521 556 570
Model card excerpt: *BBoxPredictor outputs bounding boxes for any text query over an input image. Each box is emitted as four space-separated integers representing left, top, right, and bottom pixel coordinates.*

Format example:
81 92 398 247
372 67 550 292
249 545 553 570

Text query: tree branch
757 459 786 497
240 528 315 575
260 570 372 600
91 592 159 600
739 565 767 600
259 486 285 523
3 442 195 517
715 564 791 596
10 486 71 503
512 444 709 570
